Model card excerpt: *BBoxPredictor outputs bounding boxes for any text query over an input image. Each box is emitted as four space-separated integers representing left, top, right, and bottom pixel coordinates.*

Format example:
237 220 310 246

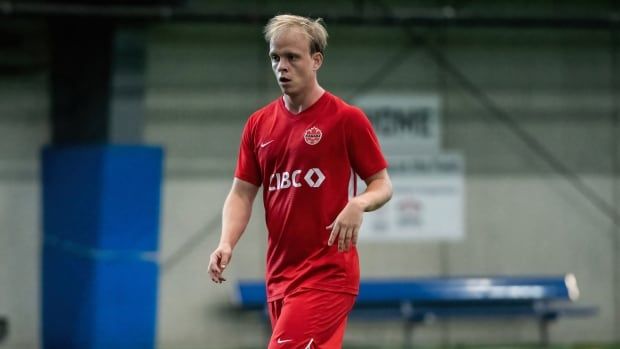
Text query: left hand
326 200 364 252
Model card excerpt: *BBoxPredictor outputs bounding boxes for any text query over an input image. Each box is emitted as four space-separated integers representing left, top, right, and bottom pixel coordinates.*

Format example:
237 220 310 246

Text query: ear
312 52 323 71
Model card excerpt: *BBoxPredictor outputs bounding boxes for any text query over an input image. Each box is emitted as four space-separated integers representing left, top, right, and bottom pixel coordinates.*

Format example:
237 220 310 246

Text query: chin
280 86 298 96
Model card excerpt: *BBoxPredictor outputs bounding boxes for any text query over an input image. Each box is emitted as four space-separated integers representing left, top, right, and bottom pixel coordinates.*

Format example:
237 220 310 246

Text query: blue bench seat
234 274 597 347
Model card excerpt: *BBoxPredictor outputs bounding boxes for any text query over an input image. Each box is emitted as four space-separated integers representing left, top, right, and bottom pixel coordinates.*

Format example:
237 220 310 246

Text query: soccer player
208 14 393 349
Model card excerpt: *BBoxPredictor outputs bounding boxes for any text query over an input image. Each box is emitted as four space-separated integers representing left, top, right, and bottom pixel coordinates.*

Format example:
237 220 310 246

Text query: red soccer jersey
235 92 387 301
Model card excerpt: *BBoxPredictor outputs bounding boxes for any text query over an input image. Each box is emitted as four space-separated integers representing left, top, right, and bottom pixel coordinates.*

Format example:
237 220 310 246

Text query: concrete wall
0 3 619 348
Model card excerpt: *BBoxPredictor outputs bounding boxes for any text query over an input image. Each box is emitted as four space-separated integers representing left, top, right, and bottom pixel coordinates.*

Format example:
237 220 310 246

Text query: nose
276 58 288 72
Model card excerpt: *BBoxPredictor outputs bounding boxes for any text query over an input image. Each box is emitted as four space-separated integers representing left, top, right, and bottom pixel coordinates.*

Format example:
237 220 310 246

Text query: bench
233 274 597 347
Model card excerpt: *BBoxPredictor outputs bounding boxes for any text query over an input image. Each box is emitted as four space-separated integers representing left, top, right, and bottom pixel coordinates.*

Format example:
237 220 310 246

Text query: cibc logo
268 168 325 191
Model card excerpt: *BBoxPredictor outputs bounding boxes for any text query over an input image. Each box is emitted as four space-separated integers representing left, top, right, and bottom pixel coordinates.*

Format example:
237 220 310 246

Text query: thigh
268 289 356 349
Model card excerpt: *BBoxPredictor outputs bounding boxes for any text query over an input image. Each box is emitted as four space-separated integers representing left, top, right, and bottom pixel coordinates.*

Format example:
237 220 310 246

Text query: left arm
327 169 392 251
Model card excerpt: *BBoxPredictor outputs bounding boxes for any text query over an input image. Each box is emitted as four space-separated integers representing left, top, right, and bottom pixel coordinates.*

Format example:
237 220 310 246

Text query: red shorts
267 288 356 349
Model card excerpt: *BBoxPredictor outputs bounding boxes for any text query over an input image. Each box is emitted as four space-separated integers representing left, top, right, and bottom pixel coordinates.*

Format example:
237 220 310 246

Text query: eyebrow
269 49 302 57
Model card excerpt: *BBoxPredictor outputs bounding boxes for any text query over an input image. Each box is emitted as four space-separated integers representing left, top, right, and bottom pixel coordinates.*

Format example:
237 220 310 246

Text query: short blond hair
264 14 328 55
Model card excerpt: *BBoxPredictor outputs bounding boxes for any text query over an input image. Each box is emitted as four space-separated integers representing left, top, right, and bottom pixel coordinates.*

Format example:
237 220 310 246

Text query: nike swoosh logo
260 140 275 148
277 338 293 344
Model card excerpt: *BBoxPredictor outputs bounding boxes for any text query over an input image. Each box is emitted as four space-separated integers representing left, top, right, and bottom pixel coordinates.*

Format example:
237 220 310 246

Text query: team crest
304 127 322 145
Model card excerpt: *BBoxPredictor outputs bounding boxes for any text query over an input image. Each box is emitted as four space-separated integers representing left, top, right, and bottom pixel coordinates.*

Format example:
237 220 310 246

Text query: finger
328 223 339 246
343 228 353 251
338 227 348 252
209 267 221 281
208 261 218 277
326 222 334 229
211 271 221 282
351 226 360 246
209 255 222 274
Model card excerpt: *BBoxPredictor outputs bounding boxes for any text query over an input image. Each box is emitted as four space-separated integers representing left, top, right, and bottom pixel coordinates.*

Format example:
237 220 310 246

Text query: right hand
208 243 232 284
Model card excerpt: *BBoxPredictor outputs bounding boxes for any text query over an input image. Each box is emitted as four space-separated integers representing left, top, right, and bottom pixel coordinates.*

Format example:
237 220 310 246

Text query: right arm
208 178 259 283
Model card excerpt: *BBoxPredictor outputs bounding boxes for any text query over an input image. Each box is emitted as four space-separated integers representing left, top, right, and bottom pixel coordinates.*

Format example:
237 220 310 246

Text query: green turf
340 345 620 349
238 344 620 349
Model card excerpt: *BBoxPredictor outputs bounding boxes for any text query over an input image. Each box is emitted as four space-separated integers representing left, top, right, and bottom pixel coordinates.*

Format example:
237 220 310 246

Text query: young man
208 14 392 349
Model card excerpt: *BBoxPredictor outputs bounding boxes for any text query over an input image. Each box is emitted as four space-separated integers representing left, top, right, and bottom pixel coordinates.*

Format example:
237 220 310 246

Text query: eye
287 54 297 61
270 54 279 62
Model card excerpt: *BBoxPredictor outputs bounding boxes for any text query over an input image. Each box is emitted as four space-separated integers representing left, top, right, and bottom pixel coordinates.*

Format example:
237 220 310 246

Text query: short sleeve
234 117 262 186
346 108 388 180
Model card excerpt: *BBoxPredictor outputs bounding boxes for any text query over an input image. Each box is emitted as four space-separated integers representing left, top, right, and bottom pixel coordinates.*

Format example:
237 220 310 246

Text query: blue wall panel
41 145 163 349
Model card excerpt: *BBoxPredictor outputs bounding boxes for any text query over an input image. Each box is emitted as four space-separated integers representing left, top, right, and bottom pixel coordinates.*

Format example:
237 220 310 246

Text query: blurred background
0 0 619 348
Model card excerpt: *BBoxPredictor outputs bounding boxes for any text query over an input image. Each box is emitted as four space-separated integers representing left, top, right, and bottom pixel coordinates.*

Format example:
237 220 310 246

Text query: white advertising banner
355 94 441 154
359 153 465 242
354 94 465 242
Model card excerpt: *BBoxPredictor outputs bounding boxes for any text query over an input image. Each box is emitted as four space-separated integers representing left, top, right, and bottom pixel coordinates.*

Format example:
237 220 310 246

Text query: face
269 28 323 97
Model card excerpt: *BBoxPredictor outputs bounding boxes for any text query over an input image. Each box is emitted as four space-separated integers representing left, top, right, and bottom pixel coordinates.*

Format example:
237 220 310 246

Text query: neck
283 85 325 115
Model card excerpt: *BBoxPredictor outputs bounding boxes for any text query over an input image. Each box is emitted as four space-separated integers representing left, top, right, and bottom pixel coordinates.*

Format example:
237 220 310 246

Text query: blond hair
264 14 328 55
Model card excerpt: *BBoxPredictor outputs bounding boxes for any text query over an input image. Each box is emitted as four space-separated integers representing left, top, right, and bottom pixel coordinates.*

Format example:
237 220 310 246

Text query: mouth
278 77 291 84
